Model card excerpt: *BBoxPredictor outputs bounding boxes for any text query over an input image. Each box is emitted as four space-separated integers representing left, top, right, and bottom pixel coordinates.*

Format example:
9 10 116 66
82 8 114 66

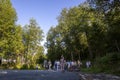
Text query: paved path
0 70 79 80
0 70 120 80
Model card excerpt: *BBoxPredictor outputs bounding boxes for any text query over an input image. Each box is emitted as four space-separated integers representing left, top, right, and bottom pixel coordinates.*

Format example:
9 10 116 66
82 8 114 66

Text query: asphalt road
0 70 79 80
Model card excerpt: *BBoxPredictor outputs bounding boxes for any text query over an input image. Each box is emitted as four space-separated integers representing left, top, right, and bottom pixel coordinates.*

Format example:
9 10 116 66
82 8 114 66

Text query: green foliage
88 0 120 53
0 0 45 69
20 64 29 69
20 64 36 70
22 18 44 66
20 64 43 70
14 63 22 69
81 53 120 75
0 0 17 58
46 1 120 75
46 2 107 61
23 18 44 54
93 53 120 74
0 0 119 73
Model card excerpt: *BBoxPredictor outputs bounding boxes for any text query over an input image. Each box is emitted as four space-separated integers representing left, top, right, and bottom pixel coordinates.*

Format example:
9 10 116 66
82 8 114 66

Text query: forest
45 0 120 74
0 0 120 74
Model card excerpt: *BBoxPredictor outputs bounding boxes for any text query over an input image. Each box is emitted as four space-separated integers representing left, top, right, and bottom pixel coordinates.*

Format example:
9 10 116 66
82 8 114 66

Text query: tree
45 0 120 74
13 25 24 65
46 2 107 61
88 0 120 53
23 18 44 64
0 0 17 58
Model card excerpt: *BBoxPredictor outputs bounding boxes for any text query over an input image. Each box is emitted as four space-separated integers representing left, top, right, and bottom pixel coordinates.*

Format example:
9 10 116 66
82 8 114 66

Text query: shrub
81 52 120 75
95 52 120 74
21 64 29 69
29 65 35 69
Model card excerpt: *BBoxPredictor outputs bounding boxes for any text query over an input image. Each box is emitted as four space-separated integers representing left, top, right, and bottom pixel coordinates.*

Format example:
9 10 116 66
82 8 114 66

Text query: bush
21 64 29 69
81 52 120 75
29 65 35 69
14 63 22 69
95 52 120 74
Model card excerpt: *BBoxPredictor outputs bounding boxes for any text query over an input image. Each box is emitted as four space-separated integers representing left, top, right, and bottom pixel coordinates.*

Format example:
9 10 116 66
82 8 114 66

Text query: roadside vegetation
0 0 120 75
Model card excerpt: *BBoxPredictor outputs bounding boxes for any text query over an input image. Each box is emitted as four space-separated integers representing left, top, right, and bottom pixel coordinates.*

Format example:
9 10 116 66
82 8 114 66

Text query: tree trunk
71 52 73 61
85 31 93 59
115 40 120 52
78 52 81 60
88 44 93 59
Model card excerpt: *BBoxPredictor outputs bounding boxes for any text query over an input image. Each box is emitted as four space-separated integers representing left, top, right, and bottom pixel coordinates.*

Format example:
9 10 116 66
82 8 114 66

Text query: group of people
86 61 91 68
43 60 52 70
53 59 82 71
43 55 91 71
43 55 83 71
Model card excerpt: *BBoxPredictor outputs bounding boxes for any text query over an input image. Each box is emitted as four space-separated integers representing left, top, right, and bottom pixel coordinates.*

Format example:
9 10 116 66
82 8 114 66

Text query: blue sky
11 0 85 50
11 0 85 35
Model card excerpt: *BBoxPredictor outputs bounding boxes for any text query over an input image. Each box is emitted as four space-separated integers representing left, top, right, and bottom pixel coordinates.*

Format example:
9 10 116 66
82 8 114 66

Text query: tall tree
46 2 107 61
23 18 44 64
0 0 17 58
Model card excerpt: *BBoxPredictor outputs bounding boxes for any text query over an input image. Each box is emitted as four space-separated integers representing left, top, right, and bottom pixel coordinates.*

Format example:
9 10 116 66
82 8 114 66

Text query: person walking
44 60 48 69
56 60 60 71
48 60 52 70
60 55 65 72
86 60 91 68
